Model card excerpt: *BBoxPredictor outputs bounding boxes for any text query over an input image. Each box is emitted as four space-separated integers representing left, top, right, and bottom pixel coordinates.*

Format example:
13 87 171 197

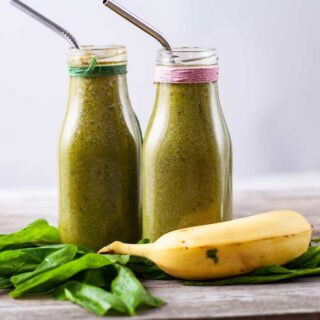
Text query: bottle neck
154 81 219 113
68 73 129 109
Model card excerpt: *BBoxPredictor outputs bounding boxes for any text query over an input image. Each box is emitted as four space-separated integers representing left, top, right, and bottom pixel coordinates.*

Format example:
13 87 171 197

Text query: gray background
0 0 319 189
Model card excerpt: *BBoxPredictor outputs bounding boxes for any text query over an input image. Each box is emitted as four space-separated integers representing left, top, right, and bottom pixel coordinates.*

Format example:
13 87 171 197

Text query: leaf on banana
128 256 172 280
285 246 320 269
127 239 172 280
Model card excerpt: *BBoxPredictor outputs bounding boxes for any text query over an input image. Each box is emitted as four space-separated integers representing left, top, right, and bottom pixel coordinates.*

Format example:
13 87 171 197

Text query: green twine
69 56 127 77
85 56 97 74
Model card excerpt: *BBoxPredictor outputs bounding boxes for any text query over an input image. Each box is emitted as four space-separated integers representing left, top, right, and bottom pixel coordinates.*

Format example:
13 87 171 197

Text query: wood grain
0 189 319 320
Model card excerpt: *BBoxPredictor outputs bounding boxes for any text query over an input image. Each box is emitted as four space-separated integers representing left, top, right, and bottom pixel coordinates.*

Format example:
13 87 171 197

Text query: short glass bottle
59 45 141 250
142 47 232 241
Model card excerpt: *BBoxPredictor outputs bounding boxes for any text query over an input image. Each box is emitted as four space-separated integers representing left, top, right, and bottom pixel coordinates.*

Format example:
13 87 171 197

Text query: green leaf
0 219 59 251
128 256 172 280
0 244 68 277
77 269 110 289
111 264 164 315
249 265 293 276
11 245 78 286
285 246 320 269
10 253 127 298
0 277 13 289
137 238 151 244
127 239 172 280
54 281 127 316
183 264 320 286
311 237 320 243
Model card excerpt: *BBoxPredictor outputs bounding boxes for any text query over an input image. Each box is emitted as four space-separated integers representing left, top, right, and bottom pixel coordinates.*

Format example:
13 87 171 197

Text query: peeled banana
99 210 312 280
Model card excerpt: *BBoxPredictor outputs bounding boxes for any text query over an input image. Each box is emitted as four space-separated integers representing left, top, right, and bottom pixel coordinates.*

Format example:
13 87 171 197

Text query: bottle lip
156 47 218 66
68 45 127 67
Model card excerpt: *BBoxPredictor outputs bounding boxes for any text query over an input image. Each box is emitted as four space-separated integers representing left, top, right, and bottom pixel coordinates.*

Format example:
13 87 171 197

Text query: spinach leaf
249 265 293 276
55 265 164 316
137 238 151 244
10 253 128 298
0 244 68 277
54 281 127 316
0 219 59 251
77 269 111 289
111 264 164 315
11 245 78 286
0 221 164 317
0 277 13 289
184 266 320 286
127 239 172 280
285 246 320 269
128 256 172 280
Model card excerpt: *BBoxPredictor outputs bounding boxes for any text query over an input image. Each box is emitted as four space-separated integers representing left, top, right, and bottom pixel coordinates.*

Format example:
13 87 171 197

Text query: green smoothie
142 48 232 241
59 46 141 250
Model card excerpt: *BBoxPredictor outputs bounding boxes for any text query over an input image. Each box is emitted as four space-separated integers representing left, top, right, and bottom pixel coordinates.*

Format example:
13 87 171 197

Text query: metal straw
103 0 172 51
10 0 80 49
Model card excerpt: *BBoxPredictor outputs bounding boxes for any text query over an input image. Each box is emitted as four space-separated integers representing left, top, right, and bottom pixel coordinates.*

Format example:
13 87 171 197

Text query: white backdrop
0 0 319 189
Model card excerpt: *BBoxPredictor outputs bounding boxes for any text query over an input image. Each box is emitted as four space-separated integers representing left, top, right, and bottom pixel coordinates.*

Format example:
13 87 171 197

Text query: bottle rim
156 47 218 66
68 45 127 67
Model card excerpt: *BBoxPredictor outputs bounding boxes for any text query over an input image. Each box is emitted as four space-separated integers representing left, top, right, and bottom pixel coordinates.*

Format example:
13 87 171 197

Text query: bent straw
103 0 172 51
10 0 80 49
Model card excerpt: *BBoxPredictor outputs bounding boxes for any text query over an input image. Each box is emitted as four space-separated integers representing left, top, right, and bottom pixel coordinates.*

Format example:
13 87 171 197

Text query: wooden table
0 188 319 320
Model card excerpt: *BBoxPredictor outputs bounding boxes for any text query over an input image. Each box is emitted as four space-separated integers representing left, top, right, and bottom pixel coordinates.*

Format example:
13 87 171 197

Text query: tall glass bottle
59 45 141 250
143 47 232 241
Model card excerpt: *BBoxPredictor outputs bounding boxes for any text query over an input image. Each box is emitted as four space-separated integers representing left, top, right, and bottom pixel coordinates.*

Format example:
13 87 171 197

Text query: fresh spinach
0 220 164 317
77 268 113 289
0 219 59 251
0 244 68 277
128 255 172 280
54 264 164 315
0 277 12 289
54 281 127 316
11 245 78 286
111 264 164 315
127 239 172 280
10 253 128 298
285 246 320 269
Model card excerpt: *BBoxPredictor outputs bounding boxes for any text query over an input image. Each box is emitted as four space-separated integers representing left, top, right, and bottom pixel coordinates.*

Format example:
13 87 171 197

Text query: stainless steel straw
103 0 172 51
10 0 80 49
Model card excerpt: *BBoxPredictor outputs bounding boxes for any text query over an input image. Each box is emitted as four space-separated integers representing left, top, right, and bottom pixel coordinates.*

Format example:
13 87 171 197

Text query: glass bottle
59 45 141 250
142 47 232 241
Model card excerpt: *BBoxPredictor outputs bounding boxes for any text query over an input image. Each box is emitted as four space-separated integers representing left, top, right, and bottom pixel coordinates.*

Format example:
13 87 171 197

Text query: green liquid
59 74 141 251
142 82 232 241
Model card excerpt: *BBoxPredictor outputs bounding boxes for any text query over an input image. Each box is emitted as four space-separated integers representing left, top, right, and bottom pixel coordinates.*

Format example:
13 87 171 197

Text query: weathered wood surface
0 189 319 320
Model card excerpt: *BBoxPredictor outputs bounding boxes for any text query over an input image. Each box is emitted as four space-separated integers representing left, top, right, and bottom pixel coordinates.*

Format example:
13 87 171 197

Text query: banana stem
98 241 152 258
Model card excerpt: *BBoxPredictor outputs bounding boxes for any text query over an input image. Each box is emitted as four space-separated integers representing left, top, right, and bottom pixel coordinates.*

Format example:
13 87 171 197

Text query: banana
99 210 312 280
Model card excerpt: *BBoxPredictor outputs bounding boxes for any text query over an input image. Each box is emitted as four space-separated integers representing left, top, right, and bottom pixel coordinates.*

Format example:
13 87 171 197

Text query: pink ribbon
154 66 219 83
